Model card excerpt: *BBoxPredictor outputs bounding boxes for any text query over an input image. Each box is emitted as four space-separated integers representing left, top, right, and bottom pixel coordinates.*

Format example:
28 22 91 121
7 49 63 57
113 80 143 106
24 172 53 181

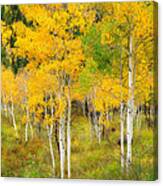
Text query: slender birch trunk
58 79 65 179
126 34 134 171
67 79 71 178
95 113 101 144
93 106 100 144
59 114 65 179
120 102 125 170
87 96 94 142
93 88 101 144
11 101 18 138
105 109 109 140
25 122 28 142
45 94 56 176
54 122 60 157
120 50 125 171
98 125 102 144
47 124 55 176
106 110 109 122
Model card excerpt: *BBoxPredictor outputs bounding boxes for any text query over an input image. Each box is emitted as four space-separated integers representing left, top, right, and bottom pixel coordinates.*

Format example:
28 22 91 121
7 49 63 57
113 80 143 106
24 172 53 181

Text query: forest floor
1 114 156 180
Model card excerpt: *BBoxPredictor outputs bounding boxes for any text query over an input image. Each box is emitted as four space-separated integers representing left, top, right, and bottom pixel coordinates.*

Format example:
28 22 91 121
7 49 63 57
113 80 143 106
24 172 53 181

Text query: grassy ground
1 114 156 180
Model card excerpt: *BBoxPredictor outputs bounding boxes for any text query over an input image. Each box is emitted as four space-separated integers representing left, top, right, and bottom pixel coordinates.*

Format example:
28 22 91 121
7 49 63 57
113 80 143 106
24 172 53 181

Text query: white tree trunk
11 101 18 138
98 125 102 144
67 82 71 178
120 48 125 171
106 110 109 122
93 107 101 144
47 125 55 176
25 106 29 142
92 89 101 144
59 113 65 179
87 96 94 142
126 34 134 170
120 102 125 170
25 122 28 142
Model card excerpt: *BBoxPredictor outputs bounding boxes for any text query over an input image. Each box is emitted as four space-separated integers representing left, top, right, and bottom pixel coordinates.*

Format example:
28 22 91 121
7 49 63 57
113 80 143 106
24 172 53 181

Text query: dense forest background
1 2 158 180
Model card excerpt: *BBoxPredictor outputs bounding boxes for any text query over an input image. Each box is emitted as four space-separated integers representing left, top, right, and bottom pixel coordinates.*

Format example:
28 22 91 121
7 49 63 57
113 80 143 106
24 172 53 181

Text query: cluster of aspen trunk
2 92 155 178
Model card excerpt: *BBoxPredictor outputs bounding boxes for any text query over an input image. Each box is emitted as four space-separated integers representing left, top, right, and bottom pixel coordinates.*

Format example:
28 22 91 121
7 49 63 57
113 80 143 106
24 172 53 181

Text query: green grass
1 114 157 180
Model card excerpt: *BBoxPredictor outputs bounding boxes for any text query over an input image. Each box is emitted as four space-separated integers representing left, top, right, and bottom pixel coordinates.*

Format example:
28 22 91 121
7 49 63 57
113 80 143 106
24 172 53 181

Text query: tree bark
11 101 18 138
58 73 66 179
120 49 125 171
59 114 65 179
47 125 55 177
67 80 71 178
93 107 100 144
25 122 28 142
87 96 94 142
92 89 101 144
126 34 134 171
120 102 125 170
54 123 60 157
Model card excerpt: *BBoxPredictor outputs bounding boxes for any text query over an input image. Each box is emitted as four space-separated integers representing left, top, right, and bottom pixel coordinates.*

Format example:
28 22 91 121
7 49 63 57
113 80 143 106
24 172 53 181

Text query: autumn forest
1 1 158 180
